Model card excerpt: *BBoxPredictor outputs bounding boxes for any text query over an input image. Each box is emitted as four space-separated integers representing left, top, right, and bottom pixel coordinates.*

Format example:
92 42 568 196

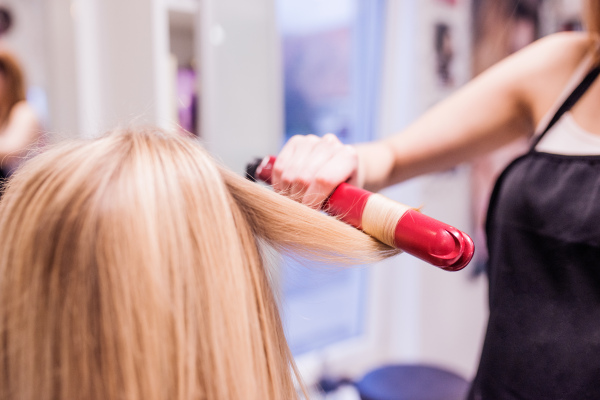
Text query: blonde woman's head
0 127 395 400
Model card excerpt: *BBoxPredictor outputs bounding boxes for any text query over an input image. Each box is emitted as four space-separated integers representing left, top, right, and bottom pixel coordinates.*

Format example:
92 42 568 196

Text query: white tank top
536 112 600 155
535 53 600 155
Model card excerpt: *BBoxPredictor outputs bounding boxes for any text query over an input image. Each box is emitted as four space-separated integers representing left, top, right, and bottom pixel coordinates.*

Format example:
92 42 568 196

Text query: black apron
467 65 600 400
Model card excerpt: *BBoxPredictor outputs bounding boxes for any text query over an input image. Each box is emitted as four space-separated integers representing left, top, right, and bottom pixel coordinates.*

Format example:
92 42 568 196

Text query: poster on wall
426 0 470 95
434 22 454 87
0 7 12 37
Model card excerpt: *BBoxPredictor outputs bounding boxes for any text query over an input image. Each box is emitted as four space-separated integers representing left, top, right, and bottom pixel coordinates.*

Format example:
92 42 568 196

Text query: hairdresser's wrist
355 142 395 192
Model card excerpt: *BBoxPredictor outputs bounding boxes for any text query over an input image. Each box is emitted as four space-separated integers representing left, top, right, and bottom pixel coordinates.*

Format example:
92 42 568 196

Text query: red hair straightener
247 156 474 271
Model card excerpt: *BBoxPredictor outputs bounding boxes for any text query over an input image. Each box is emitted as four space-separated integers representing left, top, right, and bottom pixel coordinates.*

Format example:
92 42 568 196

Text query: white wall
38 0 172 138
198 0 282 174
71 0 171 136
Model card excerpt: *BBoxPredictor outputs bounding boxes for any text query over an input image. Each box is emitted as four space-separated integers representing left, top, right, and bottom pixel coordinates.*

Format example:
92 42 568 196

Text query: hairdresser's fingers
301 144 359 208
272 134 314 193
285 134 344 203
273 134 328 197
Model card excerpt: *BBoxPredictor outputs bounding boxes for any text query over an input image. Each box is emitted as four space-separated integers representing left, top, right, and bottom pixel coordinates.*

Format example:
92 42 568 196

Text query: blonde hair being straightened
0 127 398 400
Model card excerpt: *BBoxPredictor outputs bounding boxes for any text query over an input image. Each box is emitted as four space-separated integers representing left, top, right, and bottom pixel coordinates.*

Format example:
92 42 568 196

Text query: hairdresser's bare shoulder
509 31 592 123
0 101 41 158
6 101 40 135
10 101 38 122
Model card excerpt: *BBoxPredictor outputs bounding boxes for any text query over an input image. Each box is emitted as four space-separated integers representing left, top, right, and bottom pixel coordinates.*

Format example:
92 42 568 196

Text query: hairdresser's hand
272 133 361 209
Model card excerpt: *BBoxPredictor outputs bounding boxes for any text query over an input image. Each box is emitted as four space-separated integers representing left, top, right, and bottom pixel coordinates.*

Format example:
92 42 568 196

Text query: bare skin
0 101 41 171
272 32 595 207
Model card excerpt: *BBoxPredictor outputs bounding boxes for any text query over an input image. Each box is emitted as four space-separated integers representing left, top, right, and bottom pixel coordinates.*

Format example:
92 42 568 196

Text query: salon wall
198 0 282 173
50 0 171 138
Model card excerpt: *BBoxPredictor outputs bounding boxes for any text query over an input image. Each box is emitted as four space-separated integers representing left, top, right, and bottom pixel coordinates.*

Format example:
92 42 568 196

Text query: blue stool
355 364 470 400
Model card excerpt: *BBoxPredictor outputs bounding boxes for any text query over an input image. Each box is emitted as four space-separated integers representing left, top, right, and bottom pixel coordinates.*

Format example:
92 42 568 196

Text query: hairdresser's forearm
356 103 530 193
356 41 550 191
360 33 592 191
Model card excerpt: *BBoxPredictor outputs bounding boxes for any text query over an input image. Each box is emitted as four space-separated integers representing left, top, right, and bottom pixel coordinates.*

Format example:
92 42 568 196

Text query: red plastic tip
445 232 475 271
394 210 474 271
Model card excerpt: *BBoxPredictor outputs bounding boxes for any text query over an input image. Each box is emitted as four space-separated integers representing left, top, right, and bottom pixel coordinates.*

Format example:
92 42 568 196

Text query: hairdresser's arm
0 101 40 165
273 32 590 206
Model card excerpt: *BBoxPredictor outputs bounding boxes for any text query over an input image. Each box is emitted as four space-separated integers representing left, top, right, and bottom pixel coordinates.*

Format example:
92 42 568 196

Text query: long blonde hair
0 127 396 400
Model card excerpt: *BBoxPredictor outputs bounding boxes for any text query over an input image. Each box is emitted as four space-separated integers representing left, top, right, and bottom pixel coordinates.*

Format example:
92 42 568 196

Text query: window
277 0 387 357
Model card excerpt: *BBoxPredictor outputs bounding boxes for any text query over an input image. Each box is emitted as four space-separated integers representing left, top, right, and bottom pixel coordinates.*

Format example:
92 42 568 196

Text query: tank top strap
531 57 600 150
